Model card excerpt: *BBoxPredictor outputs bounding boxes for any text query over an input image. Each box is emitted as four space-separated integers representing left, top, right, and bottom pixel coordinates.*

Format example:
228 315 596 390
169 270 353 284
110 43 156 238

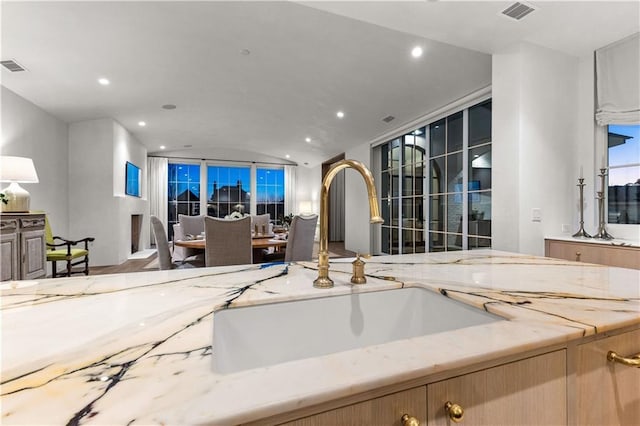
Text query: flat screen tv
125 161 141 197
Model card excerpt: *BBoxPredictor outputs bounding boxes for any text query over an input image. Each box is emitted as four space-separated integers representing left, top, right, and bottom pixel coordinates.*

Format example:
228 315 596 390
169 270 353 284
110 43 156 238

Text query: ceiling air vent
1 59 27 72
382 115 395 123
501 2 536 20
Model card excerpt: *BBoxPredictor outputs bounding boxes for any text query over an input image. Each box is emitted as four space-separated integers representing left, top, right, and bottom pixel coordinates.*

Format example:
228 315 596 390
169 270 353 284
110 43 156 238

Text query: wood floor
90 241 355 276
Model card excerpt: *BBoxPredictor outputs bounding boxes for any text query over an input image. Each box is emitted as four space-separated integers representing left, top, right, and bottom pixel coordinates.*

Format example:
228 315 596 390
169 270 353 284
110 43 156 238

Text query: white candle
601 154 606 169
579 165 583 179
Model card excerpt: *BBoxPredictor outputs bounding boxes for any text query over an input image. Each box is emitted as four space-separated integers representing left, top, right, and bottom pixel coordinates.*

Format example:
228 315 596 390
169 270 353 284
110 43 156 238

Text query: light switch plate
532 208 542 222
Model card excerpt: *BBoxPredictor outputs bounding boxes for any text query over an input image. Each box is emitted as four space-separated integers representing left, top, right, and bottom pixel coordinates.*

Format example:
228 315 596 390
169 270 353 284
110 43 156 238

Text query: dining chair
264 214 318 262
205 216 252 267
151 216 203 270
176 214 205 261
45 215 95 278
251 213 271 234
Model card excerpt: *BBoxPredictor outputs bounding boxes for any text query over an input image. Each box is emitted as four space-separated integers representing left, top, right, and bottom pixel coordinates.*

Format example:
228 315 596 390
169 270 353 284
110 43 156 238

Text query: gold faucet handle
350 253 367 284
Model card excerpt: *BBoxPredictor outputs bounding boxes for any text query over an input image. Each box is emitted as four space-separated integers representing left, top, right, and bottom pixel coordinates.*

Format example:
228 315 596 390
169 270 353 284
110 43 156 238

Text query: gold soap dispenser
351 254 367 285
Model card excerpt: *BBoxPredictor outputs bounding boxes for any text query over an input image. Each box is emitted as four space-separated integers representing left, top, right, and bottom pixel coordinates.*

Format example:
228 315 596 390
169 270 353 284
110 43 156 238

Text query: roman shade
595 32 640 125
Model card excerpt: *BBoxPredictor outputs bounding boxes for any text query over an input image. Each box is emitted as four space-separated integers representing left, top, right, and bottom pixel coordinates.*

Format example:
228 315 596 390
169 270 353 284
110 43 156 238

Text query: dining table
174 234 288 263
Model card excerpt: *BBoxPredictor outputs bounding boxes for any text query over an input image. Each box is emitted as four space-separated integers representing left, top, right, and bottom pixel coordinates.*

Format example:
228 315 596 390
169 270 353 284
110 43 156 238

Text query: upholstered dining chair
151 216 203 270
251 213 271 234
204 216 252 267
175 214 205 261
263 214 318 262
45 216 95 278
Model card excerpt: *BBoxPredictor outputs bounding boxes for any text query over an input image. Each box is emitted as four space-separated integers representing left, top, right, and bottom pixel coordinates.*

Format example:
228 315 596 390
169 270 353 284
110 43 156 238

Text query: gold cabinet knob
445 401 464 423
607 350 640 367
401 413 420 426
575 251 582 261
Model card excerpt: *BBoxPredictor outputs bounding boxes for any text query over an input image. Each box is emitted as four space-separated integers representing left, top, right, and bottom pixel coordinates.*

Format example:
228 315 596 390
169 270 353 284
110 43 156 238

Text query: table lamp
0 156 39 212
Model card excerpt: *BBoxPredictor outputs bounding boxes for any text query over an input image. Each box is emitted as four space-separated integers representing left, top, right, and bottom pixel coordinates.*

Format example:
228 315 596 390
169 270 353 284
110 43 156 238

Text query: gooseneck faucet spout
314 159 384 288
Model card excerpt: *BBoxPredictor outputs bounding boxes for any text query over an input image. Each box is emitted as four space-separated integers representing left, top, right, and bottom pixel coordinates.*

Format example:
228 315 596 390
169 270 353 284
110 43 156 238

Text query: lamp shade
0 156 39 183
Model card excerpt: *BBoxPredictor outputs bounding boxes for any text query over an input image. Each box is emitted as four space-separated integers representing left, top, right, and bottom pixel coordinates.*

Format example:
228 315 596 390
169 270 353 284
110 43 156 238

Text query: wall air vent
501 2 536 20
382 115 395 123
1 59 27 72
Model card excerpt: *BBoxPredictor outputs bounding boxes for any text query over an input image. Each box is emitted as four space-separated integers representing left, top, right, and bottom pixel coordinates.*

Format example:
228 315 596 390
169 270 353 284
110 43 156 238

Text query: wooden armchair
45 216 95 278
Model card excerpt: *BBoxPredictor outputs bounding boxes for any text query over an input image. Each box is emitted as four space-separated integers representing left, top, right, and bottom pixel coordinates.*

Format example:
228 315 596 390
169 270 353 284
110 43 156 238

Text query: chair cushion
47 248 88 261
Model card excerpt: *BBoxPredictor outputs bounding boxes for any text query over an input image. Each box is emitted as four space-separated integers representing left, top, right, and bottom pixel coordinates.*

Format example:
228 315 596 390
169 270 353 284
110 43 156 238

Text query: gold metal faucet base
313 276 334 288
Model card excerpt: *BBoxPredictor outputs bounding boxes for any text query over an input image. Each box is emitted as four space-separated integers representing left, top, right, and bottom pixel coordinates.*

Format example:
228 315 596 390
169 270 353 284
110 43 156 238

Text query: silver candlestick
572 177 591 238
593 168 614 240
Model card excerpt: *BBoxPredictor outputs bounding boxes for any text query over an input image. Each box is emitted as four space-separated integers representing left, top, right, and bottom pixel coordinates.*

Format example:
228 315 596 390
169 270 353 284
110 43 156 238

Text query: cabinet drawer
280 386 426 426
427 350 566 425
545 239 640 269
577 329 640 425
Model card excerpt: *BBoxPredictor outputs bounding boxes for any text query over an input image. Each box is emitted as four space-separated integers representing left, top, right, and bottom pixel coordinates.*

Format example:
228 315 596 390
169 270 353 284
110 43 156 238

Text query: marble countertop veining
1 250 639 425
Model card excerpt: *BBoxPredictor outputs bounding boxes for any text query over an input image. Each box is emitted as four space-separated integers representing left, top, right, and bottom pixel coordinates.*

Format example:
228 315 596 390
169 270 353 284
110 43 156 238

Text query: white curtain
595 32 640 125
148 156 168 245
284 165 297 215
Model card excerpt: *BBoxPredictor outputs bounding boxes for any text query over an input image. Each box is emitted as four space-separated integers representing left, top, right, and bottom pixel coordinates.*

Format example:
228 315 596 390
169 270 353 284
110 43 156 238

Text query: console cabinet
0 212 46 281
545 238 639 269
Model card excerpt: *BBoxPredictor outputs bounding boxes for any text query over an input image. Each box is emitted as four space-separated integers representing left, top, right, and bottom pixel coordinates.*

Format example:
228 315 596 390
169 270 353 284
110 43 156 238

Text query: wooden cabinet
576 329 640 425
0 213 46 280
280 387 426 426
545 238 639 269
273 351 566 426
428 350 566 425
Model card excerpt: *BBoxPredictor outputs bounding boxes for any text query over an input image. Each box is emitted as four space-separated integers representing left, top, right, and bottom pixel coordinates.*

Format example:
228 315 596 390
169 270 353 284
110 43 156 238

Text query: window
256 168 285 223
377 99 492 254
206 165 251 218
168 163 201 239
607 124 640 224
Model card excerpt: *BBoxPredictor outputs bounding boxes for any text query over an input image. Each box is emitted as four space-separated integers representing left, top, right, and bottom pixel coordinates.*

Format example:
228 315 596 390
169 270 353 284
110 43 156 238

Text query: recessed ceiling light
305 137 311 143
336 111 345 119
98 78 110 85
411 46 423 58
162 104 177 110
160 145 166 150
138 121 146 127
285 154 290 159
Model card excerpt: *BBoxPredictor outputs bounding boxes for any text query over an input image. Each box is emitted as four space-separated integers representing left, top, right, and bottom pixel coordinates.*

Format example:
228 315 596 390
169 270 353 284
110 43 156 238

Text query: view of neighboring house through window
206 165 251 218
607 124 640 224
167 163 201 239
376 99 492 254
256 168 285 224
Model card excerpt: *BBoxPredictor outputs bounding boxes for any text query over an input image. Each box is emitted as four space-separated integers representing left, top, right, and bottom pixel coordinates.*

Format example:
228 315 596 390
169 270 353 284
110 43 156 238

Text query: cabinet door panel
577 329 640 425
1 232 19 281
281 386 426 426
428 350 566 425
21 229 46 280
545 239 640 269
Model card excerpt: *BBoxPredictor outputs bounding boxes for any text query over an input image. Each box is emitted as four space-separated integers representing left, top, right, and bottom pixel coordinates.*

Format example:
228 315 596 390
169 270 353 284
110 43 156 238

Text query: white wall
344 143 375 254
0 86 69 237
493 42 580 256
69 118 148 266
296 164 321 215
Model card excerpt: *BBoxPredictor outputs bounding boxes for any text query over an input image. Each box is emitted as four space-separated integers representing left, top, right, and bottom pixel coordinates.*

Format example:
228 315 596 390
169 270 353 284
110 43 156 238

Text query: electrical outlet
532 208 542 222
562 224 571 233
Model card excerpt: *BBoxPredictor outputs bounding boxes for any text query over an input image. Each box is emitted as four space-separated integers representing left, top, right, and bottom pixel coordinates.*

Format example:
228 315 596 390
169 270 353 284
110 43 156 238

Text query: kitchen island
1 250 639 425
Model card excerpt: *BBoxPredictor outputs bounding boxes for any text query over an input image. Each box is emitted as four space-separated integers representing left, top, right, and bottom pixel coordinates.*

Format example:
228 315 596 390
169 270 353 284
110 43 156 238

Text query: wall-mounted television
125 161 141 197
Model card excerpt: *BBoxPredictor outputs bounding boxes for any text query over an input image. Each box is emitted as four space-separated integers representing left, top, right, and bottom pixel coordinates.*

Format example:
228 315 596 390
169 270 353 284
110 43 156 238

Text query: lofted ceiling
1 1 638 168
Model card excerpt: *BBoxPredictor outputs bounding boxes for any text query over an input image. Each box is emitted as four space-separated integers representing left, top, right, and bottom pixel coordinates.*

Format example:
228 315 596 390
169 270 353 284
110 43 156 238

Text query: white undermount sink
213 286 503 374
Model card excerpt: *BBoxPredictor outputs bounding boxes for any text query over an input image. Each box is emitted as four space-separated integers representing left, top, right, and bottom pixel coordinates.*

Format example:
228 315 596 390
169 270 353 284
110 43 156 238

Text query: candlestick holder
593 168 614 240
572 178 591 238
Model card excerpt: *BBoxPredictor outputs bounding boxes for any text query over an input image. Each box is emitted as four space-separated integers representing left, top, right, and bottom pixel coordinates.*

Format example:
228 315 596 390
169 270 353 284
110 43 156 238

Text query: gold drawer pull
607 350 640 367
445 401 464 422
401 413 420 426
575 251 581 261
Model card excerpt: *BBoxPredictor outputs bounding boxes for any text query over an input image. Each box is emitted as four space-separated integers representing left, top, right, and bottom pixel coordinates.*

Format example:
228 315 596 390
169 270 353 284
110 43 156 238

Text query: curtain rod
148 155 297 167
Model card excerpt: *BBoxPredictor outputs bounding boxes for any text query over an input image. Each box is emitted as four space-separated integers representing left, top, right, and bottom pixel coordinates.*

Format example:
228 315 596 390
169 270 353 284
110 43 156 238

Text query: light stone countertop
545 234 640 247
1 249 639 425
